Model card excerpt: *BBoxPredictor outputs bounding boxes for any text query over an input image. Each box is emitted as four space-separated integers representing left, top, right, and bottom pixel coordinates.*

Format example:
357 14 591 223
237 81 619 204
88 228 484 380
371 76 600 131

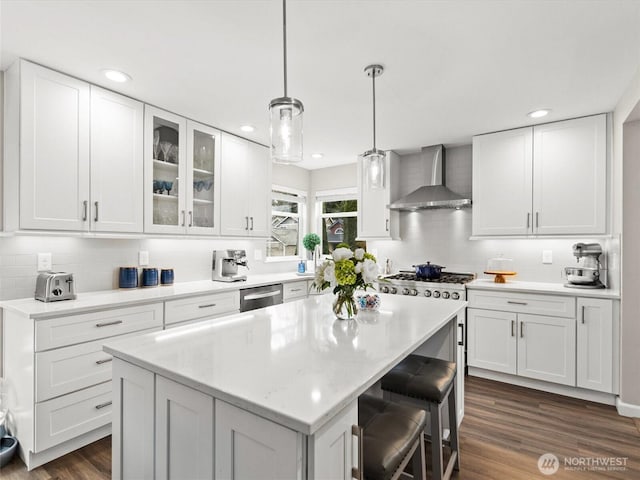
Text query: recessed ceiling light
527 109 551 119
240 125 255 133
311 153 324 159
102 69 131 83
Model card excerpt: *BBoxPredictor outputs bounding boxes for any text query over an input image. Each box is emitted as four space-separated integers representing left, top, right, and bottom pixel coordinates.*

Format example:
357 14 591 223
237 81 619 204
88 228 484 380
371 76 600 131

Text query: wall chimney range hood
388 145 472 210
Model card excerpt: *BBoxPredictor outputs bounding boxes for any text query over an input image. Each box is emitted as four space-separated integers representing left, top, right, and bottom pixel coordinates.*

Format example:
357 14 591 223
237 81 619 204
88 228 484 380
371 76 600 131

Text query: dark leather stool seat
381 355 460 480
381 356 456 403
358 394 427 480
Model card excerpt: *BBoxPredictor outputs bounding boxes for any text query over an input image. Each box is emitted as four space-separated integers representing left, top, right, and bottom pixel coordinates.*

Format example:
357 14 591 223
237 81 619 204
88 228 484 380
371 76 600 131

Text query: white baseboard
468 367 617 406
616 397 640 417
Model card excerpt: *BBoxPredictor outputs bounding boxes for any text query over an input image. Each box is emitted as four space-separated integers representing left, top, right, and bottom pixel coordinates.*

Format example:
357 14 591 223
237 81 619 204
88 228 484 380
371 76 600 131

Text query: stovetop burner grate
384 271 475 284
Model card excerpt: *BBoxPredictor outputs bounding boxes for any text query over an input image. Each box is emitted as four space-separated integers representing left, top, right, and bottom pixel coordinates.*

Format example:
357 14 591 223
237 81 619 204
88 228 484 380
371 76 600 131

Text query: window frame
266 184 307 262
315 187 358 255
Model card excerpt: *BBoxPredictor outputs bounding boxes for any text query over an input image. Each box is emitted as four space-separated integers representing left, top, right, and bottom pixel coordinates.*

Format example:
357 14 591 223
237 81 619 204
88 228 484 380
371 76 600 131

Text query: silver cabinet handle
82 200 88 221
458 322 464 346
536 211 539 228
94 201 99 222
189 210 193 227
245 216 249 230
198 303 217 309
507 301 528 305
526 212 530 229
95 358 113 365
581 305 585 324
385 219 389 231
290 288 302 292
520 321 524 338
96 320 123 328
250 216 254 231
511 320 515 337
243 290 281 301
351 424 363 480
95 401 112 410
181 210 186 227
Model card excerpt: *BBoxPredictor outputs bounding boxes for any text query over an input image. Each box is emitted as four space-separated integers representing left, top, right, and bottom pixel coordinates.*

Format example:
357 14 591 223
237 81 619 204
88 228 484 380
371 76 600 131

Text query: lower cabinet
113 358 359 480
283 280 309 302
577 298 614 393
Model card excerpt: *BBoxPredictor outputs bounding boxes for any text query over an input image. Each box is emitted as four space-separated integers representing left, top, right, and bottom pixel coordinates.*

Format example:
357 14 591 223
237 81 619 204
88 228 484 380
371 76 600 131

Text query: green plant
303 233 321 252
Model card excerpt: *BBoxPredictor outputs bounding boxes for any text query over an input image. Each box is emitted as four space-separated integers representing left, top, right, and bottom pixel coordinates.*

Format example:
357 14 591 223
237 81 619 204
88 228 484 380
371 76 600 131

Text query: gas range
378 271 474 300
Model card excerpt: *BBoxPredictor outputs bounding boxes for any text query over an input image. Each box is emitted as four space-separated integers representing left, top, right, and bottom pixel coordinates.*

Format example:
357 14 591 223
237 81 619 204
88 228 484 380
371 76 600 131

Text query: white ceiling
2 0 640 169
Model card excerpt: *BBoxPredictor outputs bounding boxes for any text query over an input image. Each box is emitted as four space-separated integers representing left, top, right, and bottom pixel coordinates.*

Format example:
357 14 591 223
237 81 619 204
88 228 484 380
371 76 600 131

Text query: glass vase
333 292 358 320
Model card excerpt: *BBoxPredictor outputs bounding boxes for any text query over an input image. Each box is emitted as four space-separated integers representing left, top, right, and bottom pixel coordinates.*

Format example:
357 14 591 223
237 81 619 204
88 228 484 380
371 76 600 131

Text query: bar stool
356 394 427 480
380 355 459 480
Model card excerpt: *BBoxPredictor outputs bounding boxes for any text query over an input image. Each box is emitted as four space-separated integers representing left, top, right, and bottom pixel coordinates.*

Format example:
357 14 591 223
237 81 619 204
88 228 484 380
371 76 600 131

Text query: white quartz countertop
103 294 466 435
467 279 620 299
0 273 314 318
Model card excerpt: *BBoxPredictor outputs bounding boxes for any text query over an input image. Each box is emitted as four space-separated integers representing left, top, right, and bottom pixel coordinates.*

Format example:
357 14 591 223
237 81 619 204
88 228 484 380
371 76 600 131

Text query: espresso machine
564 242 606 289
212 250 248 282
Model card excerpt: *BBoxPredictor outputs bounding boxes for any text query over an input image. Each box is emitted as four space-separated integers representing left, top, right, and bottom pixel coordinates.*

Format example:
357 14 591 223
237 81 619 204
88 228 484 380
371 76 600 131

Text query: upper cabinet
3 60 144 233
472 114 607 236
219 134 271 237
144 106 221 235
357 151 400 240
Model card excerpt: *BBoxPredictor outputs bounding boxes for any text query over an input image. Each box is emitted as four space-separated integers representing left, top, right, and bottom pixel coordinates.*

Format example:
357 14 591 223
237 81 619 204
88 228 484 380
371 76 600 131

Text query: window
267 187 306 259
316 189 360 255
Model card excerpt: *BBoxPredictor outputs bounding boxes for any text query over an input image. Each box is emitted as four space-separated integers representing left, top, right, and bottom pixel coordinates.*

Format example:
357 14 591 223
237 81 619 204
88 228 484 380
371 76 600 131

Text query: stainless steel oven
239 283 284 312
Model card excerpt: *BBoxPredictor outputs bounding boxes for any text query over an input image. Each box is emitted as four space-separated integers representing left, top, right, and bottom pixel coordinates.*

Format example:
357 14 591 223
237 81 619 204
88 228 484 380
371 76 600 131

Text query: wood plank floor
2 376 639 479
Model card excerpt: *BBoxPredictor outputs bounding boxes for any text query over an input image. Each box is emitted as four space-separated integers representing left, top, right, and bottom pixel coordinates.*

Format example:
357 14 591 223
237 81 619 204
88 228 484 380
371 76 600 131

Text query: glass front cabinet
144 105 221 234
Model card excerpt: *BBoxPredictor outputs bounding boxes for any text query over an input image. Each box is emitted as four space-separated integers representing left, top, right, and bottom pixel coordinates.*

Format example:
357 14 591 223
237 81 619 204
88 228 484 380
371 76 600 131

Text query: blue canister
161 268 175 285
119 267 138 288
142 268 159 287
298 260 306 274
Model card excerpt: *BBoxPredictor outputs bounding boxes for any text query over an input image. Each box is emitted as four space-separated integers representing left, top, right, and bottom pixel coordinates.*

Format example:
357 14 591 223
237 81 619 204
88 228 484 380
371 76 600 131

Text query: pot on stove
412 262 445 280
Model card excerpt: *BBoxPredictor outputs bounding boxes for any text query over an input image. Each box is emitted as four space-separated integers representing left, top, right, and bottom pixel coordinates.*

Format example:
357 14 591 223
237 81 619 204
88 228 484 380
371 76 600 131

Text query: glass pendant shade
270 97 303 164
364 149 386 189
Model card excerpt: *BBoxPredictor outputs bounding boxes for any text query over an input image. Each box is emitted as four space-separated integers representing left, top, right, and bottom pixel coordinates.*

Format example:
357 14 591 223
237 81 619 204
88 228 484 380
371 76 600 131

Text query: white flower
314 262 326 288
354 262 363 274
332 247 354 261
354 248 365 261
361 258 378 283
323 262 337 287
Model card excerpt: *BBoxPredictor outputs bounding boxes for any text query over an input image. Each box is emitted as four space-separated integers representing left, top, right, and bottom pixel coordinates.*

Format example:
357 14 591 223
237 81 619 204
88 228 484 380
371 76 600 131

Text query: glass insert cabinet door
186 120 221 234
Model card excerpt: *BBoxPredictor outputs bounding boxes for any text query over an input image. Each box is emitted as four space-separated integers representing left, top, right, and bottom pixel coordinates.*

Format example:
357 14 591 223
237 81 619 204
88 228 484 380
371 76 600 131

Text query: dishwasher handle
243 290 282 301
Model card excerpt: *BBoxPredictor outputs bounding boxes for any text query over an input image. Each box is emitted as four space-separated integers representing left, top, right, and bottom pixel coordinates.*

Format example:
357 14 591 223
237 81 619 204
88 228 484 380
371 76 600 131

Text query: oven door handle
243 290 281 301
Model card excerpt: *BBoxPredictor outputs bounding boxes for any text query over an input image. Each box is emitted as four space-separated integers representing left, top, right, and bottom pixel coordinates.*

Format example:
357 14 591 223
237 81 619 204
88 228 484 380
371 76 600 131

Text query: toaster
34 272 77 302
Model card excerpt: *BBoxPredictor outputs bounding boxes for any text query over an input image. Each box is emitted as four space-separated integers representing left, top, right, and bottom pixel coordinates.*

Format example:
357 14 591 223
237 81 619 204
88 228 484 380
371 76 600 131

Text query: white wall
272 163 310 193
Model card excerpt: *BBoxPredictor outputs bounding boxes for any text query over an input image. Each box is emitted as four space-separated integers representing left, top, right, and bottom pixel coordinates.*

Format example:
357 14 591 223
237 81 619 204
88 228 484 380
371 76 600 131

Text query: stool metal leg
447 381 460 472
430 402 444 480
411 431 426 480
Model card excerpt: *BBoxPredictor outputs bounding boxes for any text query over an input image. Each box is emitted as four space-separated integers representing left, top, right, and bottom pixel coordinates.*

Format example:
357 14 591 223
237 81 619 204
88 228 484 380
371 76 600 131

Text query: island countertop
104 293 466 435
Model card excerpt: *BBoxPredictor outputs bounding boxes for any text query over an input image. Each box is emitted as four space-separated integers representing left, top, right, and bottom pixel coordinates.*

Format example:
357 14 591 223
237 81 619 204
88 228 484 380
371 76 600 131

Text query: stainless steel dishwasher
239 283 284 312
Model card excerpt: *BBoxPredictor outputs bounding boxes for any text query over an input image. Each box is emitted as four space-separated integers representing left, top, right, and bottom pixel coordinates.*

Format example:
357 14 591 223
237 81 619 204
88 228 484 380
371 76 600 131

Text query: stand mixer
564 242 606 289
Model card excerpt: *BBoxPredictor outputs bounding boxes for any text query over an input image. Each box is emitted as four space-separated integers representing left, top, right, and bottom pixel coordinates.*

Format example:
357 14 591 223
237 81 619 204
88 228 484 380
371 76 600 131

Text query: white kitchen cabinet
164 290 240 326
5 59 90 231
467 308 517 375
472 114 607 236
90 86 144 233
517 314 576 386
283 280 309 302
156 376 214 480
4 60 144 233
577 298 614 393
357 151 400 240
215 399 302 479
219 133 271 237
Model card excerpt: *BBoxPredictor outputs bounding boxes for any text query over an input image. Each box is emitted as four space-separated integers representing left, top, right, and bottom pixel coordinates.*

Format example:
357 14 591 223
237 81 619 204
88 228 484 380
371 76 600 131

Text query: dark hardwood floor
2 376 639 479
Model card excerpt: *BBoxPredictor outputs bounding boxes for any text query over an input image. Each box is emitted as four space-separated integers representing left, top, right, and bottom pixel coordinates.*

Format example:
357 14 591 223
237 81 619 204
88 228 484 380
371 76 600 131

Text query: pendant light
269 0 304 164
362 64 386 189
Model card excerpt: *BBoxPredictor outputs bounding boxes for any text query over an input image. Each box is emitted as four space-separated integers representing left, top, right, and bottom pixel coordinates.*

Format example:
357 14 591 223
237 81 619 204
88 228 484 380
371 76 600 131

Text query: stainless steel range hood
388 145 472 210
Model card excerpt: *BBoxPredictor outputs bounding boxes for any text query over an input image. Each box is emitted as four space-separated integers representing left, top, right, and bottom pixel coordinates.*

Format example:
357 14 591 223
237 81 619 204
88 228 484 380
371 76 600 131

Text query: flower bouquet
312 244 379 320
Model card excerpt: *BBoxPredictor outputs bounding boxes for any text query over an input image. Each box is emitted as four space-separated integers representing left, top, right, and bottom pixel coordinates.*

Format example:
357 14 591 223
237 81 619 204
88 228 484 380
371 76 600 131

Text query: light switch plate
542 250 553 264
138 251 149 266
37 253 52 271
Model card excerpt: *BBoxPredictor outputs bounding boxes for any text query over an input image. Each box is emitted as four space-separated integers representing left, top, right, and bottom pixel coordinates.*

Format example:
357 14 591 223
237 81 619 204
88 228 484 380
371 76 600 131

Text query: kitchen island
104 293 466 480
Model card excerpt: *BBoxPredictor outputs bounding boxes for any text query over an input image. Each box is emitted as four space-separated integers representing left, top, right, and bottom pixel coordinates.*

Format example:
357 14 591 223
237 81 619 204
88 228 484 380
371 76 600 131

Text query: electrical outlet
37 253 52 271
138 251 149 266
542 250 553 264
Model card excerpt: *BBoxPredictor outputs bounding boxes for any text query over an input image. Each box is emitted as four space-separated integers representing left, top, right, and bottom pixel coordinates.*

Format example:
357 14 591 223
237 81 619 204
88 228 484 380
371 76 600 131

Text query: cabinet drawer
467 290 575 318
35 327 160 402
165 290 240 326
36 303 163 351
35 381 112 453
283 281 308 301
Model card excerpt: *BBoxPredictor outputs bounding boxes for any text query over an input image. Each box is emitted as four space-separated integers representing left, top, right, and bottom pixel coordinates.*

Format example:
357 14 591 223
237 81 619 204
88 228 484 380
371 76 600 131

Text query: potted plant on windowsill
303 233 321 274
